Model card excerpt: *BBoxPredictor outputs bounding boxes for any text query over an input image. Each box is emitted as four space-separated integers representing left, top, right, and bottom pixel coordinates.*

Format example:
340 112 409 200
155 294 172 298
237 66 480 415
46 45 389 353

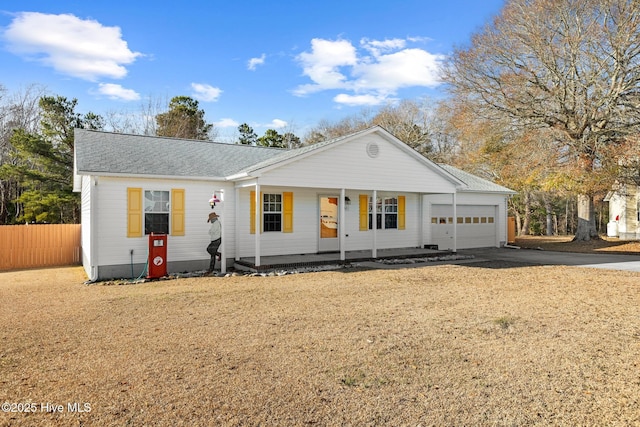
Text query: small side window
145 190 170 234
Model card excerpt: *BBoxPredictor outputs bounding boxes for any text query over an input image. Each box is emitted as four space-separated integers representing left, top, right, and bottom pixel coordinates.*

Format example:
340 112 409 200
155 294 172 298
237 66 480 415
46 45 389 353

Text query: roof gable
239 127 463 193
236 126 464 186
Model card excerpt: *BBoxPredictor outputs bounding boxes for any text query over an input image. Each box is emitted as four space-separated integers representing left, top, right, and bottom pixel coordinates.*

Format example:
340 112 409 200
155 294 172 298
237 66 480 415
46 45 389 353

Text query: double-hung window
263 193 282 232
369 196 398 229
145 190 170 234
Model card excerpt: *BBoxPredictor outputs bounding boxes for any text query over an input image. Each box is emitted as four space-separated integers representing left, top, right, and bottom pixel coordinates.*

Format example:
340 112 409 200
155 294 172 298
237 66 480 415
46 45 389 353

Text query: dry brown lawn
2 240 640 426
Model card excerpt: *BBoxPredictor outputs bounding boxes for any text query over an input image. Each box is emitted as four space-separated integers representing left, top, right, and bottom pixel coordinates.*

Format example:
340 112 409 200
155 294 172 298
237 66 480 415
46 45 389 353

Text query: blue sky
0 1 505 139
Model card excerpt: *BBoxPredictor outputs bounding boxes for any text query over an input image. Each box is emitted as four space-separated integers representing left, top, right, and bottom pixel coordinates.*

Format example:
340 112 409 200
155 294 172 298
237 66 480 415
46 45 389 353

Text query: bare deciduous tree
444 0 640 240
302 99 453 160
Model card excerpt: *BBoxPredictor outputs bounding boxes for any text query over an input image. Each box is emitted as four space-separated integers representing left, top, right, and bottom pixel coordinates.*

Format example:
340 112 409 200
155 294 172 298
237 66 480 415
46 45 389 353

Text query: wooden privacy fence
0 224 81 271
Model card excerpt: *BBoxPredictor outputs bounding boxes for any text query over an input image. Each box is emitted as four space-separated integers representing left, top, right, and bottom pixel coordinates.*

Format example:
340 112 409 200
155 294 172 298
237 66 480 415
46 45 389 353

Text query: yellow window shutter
359 194 368 231
283 192 293 233
398 195 406 230
250 191 263 234
250 191 256 234
171 189 185 236
127 187 143 237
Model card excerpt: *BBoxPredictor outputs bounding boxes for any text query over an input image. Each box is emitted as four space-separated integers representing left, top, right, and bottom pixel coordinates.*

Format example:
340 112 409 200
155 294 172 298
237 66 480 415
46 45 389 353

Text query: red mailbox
147 233 167 278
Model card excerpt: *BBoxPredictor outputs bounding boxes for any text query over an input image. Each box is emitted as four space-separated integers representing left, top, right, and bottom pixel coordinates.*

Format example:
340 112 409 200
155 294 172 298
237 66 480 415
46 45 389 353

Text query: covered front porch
233 246 453 272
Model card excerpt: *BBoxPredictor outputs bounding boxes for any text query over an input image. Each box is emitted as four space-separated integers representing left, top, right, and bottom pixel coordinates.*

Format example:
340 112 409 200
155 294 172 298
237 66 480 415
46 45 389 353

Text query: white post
254 182 261 267
340 188 346 261
219 189 226 273
235 187 240 261
419 194 424 248
372 190 377 258
452 192 457 253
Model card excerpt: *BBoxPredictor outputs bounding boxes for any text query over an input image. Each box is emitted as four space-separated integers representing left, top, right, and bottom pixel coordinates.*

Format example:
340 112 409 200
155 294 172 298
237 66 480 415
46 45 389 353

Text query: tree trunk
573 194 600 241
542 194 553 236
565 199 569 235
521 192 532 235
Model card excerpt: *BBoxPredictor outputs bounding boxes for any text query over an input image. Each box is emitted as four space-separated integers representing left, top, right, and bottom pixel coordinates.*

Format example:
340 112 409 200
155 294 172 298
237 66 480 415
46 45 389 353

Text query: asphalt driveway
459 247 640 272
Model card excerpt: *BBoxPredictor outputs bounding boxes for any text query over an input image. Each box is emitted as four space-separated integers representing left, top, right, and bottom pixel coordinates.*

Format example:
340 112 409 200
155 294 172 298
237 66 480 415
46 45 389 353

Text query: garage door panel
431 205 497 249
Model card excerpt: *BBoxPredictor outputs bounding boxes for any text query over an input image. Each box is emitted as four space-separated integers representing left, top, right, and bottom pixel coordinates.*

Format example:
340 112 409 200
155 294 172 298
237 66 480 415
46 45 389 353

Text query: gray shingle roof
438 164 516 194
74 128 515 196
74 129 284 178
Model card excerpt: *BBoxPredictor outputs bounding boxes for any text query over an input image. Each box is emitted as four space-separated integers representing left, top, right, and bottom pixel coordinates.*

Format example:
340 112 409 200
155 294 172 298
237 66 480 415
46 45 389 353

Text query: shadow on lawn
460 260 541 269
515 235 640 255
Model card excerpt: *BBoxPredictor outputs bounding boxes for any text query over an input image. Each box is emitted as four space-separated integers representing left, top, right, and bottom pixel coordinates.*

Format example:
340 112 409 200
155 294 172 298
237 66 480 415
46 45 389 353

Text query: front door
319 196 339 252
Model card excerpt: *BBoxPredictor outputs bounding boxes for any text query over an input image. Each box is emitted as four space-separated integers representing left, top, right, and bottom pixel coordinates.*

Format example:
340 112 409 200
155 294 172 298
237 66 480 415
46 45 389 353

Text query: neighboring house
604 184 640 239
73 126 515 280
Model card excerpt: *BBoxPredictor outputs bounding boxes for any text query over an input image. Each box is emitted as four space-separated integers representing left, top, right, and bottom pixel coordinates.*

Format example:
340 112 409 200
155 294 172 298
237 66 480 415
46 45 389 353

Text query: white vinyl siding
80 175 93 278
237 188 421 258
253 134 457 193
91 176 234 267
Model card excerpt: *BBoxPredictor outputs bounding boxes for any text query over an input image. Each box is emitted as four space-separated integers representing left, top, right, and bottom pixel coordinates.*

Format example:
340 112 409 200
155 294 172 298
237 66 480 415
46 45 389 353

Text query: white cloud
191 83 222 102
215 118 239 128
3 12 141 81
360 38 406 57
95 83 140 101
333 93 391 107
353 48 443 91
268 119 287 129
294 37 444 106
293 38 357 95
247 54 266 71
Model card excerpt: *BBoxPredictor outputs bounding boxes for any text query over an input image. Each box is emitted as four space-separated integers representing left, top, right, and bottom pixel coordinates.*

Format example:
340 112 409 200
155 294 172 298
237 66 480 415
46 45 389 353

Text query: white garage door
431 205 497 250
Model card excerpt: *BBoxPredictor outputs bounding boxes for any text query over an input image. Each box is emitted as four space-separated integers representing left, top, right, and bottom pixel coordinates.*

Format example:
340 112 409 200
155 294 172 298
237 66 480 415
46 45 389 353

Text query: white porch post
340 188 346 261
235 187 240 261
419 194 424 248
220 190 226 274
372 190 377 258
254 182 261 267
452 192 457 253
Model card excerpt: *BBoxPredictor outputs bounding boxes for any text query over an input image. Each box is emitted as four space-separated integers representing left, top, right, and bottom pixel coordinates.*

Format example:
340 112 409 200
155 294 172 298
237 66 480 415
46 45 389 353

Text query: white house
73 126 515 280
604 184 640 239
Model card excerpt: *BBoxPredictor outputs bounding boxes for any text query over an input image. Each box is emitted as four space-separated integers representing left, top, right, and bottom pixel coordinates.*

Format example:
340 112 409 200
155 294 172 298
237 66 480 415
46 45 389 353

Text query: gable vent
366 142 380 158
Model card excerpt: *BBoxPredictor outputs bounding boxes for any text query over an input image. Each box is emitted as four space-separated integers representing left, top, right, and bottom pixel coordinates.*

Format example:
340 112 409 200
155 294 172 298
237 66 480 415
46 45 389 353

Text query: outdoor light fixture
209 193 221 209
345 196 351 205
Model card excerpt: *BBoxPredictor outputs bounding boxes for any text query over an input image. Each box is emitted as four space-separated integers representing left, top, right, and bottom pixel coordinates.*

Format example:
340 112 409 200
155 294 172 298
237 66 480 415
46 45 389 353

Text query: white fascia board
74 170 227 182
233 178 259 188
225 172 250 181
456 188 517 195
